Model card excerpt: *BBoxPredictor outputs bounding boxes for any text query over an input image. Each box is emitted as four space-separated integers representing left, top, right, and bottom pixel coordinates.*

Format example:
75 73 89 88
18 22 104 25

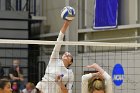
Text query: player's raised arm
49 6 75 63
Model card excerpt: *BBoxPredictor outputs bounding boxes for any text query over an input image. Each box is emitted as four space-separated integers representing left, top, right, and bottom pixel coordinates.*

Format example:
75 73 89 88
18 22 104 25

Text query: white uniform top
22 88 37 93
82 72 113 93
36 31 74 93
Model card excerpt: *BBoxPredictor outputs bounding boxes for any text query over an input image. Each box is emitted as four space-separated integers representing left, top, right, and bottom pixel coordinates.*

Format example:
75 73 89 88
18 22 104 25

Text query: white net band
0 39 139 47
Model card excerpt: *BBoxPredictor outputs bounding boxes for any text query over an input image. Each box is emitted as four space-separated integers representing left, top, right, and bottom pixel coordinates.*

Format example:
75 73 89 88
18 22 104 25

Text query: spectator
11 81 18 93
0 62 4 79
22 82 37 93
0 78 12 93
8 59 25 92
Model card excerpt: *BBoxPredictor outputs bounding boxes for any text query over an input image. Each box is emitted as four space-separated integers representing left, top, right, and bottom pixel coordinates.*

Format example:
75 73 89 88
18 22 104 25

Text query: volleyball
61 6 76 21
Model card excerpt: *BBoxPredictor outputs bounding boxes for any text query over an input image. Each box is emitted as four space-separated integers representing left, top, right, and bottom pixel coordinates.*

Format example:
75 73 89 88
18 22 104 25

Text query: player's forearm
60 84 68 93
96 67 104 75
87 63 105 74
82 73 94 82
60 20 71 34
57 82 68 93
50 31 64 61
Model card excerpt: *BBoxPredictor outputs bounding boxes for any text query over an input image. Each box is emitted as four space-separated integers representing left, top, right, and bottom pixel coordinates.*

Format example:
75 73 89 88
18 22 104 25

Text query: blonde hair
26 82 35 89
88 77 105 93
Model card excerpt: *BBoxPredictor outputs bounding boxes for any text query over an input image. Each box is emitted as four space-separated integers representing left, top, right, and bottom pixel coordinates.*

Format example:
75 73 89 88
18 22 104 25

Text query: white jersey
36 31 74 93
82 72 113 93
22 88 37 93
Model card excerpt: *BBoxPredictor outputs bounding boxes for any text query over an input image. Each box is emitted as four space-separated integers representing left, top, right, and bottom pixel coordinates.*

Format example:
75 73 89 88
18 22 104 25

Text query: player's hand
86 63 105 74
86 63 99 69
55 75 63 86
96 72 104 80
55 75 62 82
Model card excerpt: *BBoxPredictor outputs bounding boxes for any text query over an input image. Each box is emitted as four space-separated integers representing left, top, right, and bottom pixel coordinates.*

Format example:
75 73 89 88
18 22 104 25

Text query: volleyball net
0 39 140 93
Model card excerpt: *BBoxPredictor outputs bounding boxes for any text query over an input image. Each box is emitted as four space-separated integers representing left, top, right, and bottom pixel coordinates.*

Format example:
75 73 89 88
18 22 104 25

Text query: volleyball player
82 63 113 93
36 6 75 93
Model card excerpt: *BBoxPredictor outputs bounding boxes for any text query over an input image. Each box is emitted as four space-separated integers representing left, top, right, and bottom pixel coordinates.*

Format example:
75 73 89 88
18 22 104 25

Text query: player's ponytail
88 77 105 93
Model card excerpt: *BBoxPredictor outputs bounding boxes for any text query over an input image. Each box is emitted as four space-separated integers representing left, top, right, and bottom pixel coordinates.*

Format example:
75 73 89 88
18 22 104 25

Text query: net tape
0 39 139 47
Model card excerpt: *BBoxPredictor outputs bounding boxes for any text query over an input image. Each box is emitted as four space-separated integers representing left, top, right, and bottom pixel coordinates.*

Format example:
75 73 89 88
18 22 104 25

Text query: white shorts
36 81 46 93
36 81 61 93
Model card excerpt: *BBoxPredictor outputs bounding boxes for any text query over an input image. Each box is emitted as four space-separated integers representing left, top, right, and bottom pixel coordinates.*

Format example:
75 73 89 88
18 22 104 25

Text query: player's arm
55 75 68 93
59 83 68 93
103 72 113 93
49 20 71 63
86 63 104 74
86 63 113 93
55 72 74 93
49 6 75 64
60 21 71 34
82 73 97 93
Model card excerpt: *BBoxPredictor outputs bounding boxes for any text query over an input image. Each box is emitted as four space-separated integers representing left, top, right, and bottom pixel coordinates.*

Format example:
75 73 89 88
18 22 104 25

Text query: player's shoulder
68 69 74 75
